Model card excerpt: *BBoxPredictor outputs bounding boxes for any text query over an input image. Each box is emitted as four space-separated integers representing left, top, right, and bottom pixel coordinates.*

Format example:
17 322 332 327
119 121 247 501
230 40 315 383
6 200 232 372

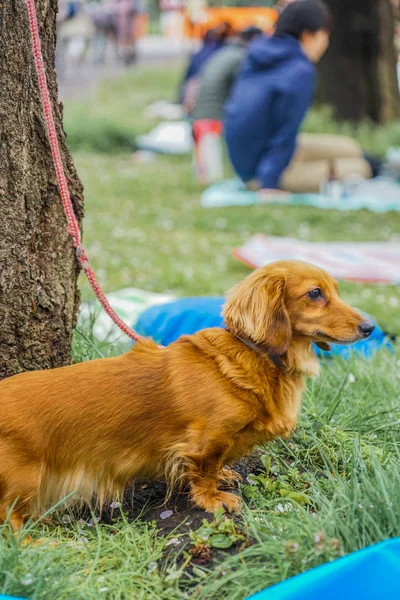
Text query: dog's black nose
358 321 375 338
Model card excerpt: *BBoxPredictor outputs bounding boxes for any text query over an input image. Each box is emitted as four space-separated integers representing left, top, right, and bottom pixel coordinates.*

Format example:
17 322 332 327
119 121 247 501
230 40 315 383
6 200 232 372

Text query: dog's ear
223 269 291 355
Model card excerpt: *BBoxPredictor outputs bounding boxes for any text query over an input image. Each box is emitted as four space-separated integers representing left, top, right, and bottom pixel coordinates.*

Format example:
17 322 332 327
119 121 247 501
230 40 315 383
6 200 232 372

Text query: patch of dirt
101 453 264 538
57 453 264 572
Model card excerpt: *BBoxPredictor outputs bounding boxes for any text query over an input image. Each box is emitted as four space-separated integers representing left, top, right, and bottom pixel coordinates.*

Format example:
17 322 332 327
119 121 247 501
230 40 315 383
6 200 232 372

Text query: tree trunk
377 0 400 121
0 0 84 379
319 0 400 123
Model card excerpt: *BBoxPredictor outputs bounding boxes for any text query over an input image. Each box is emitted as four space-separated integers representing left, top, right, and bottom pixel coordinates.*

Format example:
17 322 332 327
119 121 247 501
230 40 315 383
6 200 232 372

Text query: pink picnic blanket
234 235 400 284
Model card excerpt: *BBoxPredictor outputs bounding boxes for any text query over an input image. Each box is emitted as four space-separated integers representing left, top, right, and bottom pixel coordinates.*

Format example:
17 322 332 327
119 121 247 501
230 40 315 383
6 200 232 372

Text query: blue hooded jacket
224 35 316 189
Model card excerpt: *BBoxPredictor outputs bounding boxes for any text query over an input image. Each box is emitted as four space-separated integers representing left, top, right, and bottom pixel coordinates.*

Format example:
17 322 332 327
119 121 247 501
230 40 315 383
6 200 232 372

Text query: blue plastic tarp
247 537 400 600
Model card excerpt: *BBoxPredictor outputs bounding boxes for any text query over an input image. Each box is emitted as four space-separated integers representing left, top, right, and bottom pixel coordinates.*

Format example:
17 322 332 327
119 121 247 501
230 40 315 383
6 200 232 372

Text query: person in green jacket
191 26 262 123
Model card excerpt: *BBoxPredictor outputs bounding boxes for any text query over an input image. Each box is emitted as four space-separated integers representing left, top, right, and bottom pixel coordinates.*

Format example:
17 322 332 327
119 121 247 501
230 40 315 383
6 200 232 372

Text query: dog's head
223 260 374 356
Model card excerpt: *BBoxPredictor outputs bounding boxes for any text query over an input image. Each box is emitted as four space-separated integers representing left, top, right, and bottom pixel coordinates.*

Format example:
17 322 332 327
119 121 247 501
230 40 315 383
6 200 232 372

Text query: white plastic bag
136 121 193 155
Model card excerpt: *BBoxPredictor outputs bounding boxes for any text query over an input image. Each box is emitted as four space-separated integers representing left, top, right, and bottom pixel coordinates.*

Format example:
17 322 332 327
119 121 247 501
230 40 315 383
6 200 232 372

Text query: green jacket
192 42 246 122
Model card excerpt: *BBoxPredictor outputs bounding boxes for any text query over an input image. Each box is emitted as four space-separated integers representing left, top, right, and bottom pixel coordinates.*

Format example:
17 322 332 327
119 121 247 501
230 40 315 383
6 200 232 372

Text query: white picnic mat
79 288 175 344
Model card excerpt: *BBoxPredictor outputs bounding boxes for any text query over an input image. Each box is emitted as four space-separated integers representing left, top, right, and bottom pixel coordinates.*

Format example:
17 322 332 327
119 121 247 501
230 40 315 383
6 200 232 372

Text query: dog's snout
358 321 375 338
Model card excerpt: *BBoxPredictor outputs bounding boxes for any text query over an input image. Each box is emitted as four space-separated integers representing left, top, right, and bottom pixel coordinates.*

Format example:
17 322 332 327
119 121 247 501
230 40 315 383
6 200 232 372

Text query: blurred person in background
57 0 80 25
190 26 262 122
179 22 234 111
225 0 372 194
56 0 95 76
114 0 137 64
89 0 137 64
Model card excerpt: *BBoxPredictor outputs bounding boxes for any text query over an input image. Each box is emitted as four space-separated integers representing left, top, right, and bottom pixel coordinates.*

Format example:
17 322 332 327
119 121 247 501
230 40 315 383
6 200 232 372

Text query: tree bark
319 0 400 123
0 0 84 379
377 0 400 121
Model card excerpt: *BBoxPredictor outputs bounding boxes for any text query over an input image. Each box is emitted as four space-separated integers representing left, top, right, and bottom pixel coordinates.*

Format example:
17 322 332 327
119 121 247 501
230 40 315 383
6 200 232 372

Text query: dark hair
240 26 263 43
274 0 333 40
204 22 234 42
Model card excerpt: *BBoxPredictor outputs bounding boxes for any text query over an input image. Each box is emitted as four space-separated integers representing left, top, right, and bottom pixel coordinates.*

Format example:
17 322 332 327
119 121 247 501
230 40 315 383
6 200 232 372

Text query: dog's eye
308 288 322 300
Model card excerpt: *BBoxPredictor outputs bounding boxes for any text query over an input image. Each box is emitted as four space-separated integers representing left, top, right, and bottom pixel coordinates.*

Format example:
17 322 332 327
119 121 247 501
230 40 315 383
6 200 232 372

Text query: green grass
2 65 400 599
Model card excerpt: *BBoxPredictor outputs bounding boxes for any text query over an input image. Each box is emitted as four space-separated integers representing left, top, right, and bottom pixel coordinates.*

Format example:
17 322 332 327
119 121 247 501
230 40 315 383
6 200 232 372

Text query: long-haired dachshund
0 260 373 531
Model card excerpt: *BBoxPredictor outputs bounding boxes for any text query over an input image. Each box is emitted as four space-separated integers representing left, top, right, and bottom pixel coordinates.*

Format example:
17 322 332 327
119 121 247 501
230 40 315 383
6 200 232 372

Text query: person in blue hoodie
225 0 333 192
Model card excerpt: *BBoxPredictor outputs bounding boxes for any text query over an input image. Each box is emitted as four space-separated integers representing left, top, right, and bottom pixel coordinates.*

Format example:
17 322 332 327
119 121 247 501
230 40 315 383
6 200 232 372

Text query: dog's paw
217 467 242 489
193 490 241 514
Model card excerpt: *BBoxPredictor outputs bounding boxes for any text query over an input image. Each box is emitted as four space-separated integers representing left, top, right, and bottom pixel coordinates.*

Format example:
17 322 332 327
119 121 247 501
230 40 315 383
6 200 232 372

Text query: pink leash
25 0 143 342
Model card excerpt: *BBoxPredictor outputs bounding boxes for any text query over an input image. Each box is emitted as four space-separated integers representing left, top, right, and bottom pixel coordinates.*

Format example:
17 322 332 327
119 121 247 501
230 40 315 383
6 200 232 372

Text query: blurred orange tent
184 7 278 39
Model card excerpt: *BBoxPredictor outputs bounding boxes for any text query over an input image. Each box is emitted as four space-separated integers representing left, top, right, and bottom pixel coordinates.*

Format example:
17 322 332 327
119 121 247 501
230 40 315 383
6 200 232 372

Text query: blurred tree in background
319 0 399 123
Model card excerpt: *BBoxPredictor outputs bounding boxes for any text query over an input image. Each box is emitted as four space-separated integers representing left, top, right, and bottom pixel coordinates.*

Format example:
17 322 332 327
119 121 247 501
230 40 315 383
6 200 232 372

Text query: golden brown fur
0 260 372 531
